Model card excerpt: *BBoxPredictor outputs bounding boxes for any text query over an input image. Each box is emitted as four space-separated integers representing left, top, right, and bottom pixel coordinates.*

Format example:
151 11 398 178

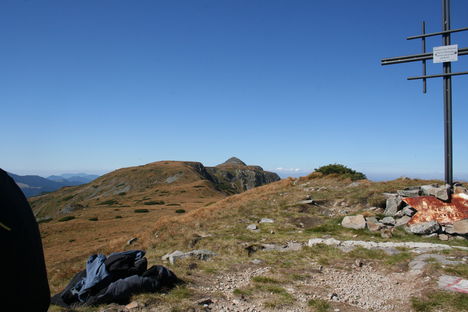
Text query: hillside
43 172 468 312
30 158 280 218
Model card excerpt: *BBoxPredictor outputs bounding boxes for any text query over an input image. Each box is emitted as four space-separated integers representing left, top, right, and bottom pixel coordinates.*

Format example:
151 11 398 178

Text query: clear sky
1 0 467 180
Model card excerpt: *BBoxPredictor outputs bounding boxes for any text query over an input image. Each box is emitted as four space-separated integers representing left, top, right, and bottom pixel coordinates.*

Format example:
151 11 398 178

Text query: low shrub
314 163 366 181
88 217 98 221
98 199 118 206
134 209 149 213
58 216 75 222
175 209 186 214
144 200 165 205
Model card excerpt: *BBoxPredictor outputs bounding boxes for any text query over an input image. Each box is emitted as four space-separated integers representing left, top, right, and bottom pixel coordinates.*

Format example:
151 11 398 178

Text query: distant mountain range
7 172 99 198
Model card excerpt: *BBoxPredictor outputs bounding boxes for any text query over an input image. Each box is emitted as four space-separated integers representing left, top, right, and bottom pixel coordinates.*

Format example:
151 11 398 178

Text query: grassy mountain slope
45 172 467 312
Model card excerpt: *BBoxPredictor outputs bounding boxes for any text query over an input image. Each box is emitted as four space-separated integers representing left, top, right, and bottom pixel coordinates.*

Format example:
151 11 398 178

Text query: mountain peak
222 157 246 166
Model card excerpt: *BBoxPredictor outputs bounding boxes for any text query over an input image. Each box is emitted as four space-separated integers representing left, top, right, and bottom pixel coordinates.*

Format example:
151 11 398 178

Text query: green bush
88 217 98 221
98 199 118 206
37 217 53 224
134 209 149 213
115 215 122 219
62 195 75 201
314 163 366 181
58 216 75 222
144 200 165 205
118 192 126 196
175 209 186 214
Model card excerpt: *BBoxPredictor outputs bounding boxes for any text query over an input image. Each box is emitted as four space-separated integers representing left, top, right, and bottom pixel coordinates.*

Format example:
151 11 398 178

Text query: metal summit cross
381 0 468 188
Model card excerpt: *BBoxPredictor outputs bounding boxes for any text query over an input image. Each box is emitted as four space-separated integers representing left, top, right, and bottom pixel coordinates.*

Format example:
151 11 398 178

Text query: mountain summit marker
381 0 468 188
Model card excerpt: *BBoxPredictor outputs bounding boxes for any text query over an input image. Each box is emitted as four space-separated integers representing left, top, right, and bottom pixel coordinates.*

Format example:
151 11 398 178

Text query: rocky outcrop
205 157 280 193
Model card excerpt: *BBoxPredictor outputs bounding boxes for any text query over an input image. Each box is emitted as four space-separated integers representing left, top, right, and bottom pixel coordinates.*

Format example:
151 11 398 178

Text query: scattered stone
354 259 364 267
250 259 262 264
380 228 393 239
409 254 464 274
381 217 396 226
197 298 214 306
439 234 449 241
421 184 450 201
402 206 417 217
366 217 383 232
454 185 468 194
395 216 411 227
341 215 366 230
407 221 440 235
438 275 468 293
126 237 138 245
307 237 468 252
259 218 274 223
449 219 468 235
162 249 216 264
384 195 405 216
397 187 421 197
296 199 314 205
125 301 140 310
246 224 258 231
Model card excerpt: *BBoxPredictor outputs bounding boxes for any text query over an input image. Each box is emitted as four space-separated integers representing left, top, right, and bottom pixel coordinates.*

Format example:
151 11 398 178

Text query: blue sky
1 0 467 180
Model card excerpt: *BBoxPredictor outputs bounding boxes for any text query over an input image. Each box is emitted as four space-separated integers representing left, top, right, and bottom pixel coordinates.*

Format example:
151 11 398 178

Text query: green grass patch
58 216 75 222
252 276 281 284
444 264 468 278
411 291 468 312
384 252 413 265
308 298 330 312
134 209 150 213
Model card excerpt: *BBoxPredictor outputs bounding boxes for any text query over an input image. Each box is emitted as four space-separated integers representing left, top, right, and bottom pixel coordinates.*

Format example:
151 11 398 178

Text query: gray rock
161 249 216 264
395 216 411 227
366 217 383 232
439 234 449 241
259 218 274 223
247 224 258 231
296 199 314 205
341 215 366 230
449 219 468 234
421 184 450 201
397 187 421 197
408 221 440 234
438 275 468 293
384 195 405 216
381 217 396 226
127 237 138 245
402 206 417 217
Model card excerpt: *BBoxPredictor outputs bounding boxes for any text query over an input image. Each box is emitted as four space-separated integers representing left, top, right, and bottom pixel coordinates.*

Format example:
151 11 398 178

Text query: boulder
421 184 450 201
366 217 383 232
381 217 396 226
407 221 440 235
446 219 468 235
395 216 411 227
341 215 366 230
161 249 216 264
402 206 417 217
397 187 421 197
259 218 274 223
246 224 258 231
384 195 405 216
